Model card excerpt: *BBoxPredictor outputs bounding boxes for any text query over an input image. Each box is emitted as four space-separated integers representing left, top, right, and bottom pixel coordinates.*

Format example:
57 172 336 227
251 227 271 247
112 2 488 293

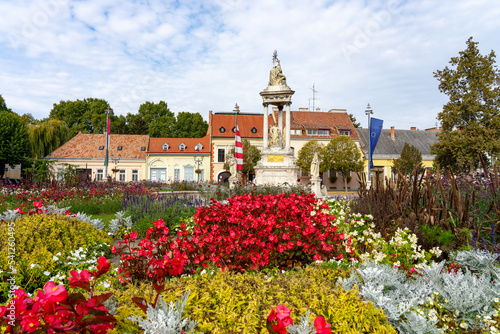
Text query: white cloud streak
0 0 499 130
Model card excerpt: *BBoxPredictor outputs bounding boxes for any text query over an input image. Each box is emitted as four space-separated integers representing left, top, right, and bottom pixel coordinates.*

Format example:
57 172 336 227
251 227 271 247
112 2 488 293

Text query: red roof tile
148 135 210 153
49 133 149 159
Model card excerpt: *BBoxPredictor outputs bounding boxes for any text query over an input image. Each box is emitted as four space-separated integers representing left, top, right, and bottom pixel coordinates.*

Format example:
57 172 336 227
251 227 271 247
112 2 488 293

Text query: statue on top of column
268 50 287 87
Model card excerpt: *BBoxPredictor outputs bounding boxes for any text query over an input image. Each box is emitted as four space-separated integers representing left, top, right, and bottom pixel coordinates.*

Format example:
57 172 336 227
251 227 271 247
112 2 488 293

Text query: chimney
391 126 395 139
410 127 417 131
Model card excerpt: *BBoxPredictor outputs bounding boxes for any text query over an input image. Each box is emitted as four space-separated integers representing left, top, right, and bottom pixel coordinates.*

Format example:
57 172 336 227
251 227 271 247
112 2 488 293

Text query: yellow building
4 164 21 179
357 126 440 182
146 136 211 182
48 133 149 182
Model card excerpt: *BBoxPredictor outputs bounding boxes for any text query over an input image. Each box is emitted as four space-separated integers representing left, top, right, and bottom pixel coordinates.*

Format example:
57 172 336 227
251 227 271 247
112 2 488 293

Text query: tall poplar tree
431 37 500 171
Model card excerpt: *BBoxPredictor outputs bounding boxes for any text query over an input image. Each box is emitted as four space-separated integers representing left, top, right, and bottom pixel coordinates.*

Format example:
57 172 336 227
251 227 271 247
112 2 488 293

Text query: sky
1 0 499 130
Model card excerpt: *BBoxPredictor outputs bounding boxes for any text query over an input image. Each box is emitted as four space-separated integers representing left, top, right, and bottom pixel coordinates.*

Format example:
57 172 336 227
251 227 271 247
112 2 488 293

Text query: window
217 148 225 162
339 130 350 136
162 143 169 151
183 165 194 181
251 127 257 133
119 170 126 181
219 127 225 133
179 143 186 151
195 143 203 151
174 168 180 181
57 168 64 181
307 129 318 135
97 169 103 181
291 129 301 135
141 147 146 151
301 170 310 177
319 129 330 136
132 170 138 181
231 127 236 133
117 146 123 150
99 146 104 150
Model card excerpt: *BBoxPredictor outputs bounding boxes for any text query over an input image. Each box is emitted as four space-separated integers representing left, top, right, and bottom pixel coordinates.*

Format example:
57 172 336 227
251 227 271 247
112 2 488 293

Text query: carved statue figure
311 152 319 179
269 123 282 147
268 59 287 86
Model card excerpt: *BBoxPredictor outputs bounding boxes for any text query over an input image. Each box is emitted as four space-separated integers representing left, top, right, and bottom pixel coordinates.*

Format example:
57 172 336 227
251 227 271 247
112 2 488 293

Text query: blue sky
1 0 499 130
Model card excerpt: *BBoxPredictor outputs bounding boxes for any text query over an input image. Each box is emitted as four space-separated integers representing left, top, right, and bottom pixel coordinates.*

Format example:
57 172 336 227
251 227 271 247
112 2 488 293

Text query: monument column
278 106 283 136
263 103 269 148
285 102 291 150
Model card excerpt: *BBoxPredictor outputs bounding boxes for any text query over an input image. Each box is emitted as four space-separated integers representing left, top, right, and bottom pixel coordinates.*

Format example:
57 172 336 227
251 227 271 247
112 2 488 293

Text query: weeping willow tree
28 119 70 159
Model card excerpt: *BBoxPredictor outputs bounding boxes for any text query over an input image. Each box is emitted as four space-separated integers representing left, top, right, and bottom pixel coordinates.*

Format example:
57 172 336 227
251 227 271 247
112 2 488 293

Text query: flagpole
104 106 110 179
365 104 373 184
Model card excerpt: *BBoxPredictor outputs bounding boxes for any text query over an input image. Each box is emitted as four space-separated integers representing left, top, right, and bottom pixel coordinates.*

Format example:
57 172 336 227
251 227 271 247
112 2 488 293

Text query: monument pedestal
254 147 298 185
310 177 327 198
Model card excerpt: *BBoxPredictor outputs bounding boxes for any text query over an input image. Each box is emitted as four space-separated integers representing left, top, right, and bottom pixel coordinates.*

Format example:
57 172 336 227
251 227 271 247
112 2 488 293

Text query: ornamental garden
1 168 500 334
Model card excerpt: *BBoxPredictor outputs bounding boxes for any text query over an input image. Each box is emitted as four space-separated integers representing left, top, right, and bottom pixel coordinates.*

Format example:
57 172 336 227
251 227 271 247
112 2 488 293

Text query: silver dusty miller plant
340 250 500 333
129 290 202 334
108 210 133 235
286 310 318 334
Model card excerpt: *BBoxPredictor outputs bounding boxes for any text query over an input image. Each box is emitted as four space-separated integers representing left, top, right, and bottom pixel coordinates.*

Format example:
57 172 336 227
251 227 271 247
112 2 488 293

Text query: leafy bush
108 265 395 333
0 214 112 301
176 193 345 272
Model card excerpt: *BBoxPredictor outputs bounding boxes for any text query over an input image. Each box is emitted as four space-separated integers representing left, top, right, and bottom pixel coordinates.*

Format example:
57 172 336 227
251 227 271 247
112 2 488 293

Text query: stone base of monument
310 177 327 198
229 175 238 189
254 147 299 186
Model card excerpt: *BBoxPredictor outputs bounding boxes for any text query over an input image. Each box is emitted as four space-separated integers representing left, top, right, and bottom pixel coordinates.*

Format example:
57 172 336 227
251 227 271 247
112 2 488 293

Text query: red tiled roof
148 135 210 153
211 113 265 138
49 133 149 159
211 111 359 140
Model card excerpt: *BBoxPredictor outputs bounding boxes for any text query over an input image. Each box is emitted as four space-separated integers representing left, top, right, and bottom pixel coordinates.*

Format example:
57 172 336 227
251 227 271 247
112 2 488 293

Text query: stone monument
309 152 327 197
254 51 299 185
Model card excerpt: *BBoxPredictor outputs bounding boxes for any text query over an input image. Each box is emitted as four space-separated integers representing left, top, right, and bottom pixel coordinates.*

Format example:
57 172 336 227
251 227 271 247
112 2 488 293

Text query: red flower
275 304 292 322
20 311 41 333
43 281 68 303
33 200 43 208
314 316 332 334
130 231 138 239
272 320 288 334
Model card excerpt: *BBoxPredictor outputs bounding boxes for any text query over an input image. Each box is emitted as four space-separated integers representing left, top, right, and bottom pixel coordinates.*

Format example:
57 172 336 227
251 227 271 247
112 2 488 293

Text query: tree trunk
0 161 5 179
344 176 348 193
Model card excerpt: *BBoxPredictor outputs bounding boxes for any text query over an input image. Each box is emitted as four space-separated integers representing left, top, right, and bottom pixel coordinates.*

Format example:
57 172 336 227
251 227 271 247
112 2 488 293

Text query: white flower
30 263 39 269
43 271 51 276
52 256 59 261
460 322 468 329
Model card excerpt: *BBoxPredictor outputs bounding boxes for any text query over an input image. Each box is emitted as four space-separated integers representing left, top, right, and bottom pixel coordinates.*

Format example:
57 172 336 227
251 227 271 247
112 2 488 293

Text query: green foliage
23 158 58 184
0 214 112 301
60 195 124 215
171 111 208 138
432 37 500 172
296 140 325 174
109 266 395 333
348 113 360 128
392 142 423 175
0 109 30 179
49 98 112 137
0 94 9 112
322 136 363 191
27 119 70 159
136 100 176 137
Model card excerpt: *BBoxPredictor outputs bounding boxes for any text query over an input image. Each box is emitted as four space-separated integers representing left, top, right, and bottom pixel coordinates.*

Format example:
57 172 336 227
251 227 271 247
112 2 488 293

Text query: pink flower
43 281 68 303
275 304 292 321
33 200 43 208
314 316 332 334
130 231 138 239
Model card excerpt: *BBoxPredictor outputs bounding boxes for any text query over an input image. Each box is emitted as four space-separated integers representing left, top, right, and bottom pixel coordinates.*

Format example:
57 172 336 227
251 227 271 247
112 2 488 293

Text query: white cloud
0 0 499 130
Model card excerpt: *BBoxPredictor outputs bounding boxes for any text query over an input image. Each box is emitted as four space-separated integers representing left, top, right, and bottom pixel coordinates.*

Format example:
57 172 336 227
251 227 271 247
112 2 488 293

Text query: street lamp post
365 104 373 185
110 153 121 180
193 156 203 182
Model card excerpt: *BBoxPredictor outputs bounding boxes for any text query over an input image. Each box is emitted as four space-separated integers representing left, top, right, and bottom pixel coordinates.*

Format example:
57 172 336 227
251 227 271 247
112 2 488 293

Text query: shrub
176 193 345 272
0 214 112 301
108 265 395 333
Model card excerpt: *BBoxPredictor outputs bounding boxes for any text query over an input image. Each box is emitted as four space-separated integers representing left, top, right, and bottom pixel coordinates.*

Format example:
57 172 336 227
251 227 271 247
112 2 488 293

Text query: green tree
322 136 364 192
431 37 500 172
0 95 11 112
349 113 360 128
49 98 113 137
0 110 30 179
171 111 208 138
296 140 325 174
392 143 423 176
136 101 176 137
28 119 70 158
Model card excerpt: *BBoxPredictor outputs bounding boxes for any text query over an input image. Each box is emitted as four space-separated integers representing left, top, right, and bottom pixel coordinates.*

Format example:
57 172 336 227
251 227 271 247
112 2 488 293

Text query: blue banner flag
369 117 383 169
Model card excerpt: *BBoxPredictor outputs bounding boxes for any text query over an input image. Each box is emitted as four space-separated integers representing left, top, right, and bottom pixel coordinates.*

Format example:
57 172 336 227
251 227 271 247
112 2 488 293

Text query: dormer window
141 147 146 151
179 143 186 151
162 143 169 151
99 146 104 150
195 143 203 151
251 127 257 133
339 130 350 136
219 127 225 133
318 129 330 136
117 146 123 150
232 127 236 133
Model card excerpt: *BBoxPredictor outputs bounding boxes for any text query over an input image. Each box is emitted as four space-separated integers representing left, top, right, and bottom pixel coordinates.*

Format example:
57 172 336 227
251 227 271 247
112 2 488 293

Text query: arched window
162 143 169 151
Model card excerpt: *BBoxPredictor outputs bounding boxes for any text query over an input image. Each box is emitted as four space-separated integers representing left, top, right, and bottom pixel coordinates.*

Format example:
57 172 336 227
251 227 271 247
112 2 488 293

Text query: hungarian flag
235 124 243 170
104 116 111 167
